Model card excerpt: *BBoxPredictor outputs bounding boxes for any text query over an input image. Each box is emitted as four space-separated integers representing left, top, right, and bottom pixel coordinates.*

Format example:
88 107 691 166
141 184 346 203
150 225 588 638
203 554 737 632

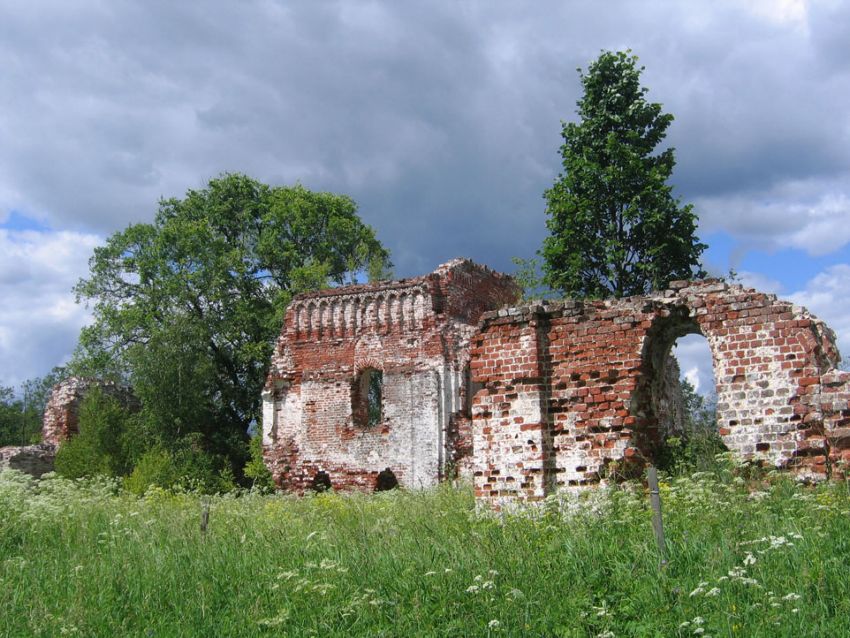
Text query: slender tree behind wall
542 50 706 298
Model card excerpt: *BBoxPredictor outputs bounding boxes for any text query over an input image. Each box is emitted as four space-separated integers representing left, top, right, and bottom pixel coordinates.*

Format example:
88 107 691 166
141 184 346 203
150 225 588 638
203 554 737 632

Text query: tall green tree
542 50 706 298
73 174 390 473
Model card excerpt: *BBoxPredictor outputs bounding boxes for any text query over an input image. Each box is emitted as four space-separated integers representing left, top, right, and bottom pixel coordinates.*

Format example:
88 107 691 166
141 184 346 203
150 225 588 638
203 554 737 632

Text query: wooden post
647 466 667 568
200 499 210 538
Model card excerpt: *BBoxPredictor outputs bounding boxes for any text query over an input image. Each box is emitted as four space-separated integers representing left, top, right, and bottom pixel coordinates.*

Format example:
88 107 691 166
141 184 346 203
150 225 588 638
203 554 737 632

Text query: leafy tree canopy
72 174 391 473
542 50 706 299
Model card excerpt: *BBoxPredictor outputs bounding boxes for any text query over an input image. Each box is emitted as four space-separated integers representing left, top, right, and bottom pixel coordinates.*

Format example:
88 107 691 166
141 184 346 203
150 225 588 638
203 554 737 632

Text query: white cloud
683 365 702 392
673 334 716 396
0 229 101 389
737 270 783 294
788 263 850 358
744 0 809 27
696 179 850 257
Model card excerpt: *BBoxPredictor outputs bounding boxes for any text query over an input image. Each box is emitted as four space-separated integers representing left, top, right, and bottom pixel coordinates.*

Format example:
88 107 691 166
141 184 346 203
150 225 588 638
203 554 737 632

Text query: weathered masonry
263 263 850 506
472 279 850 507
42 377 138 446
262 259 521 491
0 377 137 477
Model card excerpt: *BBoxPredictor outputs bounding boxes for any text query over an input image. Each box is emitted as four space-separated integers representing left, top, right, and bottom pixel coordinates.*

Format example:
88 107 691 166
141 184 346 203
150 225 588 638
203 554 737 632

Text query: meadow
1 461 848 637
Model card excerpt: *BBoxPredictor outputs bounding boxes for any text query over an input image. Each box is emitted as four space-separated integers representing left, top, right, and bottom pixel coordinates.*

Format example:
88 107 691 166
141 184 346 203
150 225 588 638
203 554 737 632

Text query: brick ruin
263 261 850 506
0 444 56 478
261 259 521 491
472 279 850 507
41 377 138 446
0 377 137 477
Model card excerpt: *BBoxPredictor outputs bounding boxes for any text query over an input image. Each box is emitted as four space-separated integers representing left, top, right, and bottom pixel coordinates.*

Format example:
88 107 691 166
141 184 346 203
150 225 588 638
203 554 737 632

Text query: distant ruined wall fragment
0 443 56 478
41 377 138 446
1 378 137 478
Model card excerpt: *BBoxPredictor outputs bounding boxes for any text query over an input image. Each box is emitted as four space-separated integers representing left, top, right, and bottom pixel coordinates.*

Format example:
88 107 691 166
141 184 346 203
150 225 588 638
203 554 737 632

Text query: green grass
1 467 849 637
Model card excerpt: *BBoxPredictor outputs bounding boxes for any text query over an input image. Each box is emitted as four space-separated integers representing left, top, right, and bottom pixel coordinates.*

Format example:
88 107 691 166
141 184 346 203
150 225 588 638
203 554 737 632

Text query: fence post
647 466 667 568
200 499 210 539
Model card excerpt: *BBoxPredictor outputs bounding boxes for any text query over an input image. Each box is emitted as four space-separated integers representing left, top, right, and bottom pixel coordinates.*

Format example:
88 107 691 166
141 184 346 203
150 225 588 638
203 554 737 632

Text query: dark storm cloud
3 1 847 277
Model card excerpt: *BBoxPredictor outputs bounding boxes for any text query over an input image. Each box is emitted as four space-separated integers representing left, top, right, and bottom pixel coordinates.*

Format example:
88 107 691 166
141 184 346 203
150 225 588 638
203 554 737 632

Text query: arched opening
352 368 383 428
375 467 399 491
670 332 726 472
311 470 332 492
636 307 725 472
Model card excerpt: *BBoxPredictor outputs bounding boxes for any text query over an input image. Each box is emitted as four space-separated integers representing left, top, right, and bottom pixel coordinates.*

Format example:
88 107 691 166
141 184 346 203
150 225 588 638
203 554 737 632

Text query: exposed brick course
263 267 849 506
472 279 849 508
262 259 521 492
42 377 138 446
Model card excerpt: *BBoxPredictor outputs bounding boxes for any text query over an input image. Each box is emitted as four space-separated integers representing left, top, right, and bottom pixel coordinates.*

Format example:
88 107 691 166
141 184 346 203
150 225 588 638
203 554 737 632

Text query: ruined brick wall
262 259 520 492
472 280 848 508
0 443 56 477
42 377 138 446
0 378 136 478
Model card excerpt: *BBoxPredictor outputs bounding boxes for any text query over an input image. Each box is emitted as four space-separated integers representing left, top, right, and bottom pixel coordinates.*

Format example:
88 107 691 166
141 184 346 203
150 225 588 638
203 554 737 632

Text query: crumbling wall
472 280 848 508
262 259 520 492
0 443 56 477
42 377 138 446
1 378 137 478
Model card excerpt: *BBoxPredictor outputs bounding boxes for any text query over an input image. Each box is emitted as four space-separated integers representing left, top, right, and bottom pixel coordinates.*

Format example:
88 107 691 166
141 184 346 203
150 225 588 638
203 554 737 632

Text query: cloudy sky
1 0 849 393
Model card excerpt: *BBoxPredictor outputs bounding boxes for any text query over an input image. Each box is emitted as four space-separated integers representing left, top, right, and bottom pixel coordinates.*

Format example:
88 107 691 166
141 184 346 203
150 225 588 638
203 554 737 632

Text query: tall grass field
1 463 849 637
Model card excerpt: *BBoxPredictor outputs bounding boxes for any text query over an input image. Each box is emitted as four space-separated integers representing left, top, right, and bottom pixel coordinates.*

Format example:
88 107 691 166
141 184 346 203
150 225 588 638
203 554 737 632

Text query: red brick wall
472 280 848 508
42 377 138 446
263 259 520 493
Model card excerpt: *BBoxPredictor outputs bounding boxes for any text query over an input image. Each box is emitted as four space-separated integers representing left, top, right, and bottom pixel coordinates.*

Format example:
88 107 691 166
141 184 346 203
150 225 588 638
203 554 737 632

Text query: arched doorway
634 306 725 471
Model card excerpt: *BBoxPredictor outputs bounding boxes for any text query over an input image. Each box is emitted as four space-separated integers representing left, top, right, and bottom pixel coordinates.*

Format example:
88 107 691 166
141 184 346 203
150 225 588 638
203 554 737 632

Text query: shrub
54 389 134 479
124 447 179 494
243 434 274 491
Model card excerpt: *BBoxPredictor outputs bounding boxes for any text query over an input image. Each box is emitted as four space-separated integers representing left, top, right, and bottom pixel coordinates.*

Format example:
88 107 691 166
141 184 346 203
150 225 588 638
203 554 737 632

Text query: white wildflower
466 585 480 594
488 619 501 629
689 583 708 597
424 571 437 577
783 593 801 601
743 553 757 566
705 587 721 597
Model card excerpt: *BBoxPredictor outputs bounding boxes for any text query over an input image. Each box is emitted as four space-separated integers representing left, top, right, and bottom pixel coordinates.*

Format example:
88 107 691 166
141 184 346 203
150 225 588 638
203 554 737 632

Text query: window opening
352 368 383 427
662 332 725 472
